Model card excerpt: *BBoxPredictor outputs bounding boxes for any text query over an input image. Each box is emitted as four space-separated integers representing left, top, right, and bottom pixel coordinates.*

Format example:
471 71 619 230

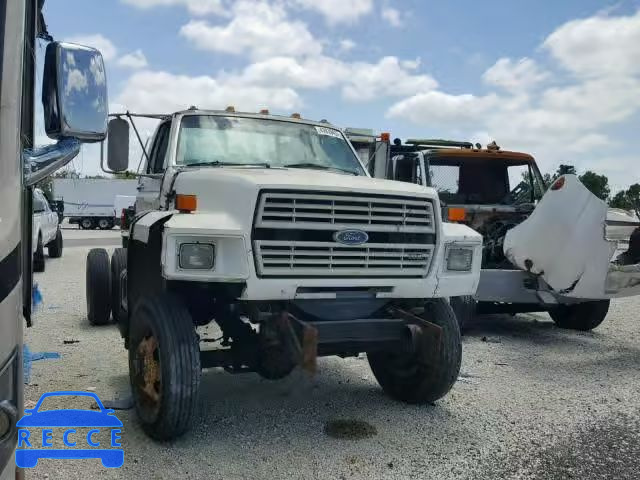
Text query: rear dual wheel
98 218 114 230
80 218 94 230
110 248 127 324
549 300 610 331
86 248 111 325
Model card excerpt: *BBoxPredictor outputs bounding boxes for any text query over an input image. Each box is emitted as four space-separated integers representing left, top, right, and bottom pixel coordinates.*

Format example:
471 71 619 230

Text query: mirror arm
23 137 81 187
127 111 151 165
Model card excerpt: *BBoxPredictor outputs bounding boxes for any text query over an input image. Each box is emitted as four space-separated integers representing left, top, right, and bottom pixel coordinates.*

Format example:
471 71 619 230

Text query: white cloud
543 10 640 78
385 9 640 188
381 7 402 27
180 1 322 60
483 57 549 91
232 55 437 102
387 91 499 126
343 56 438 101
290 0 373 24
120 0 226 16
116 70 301 113
401 57 421 70
339 39 357 52
89 56 106 86
65 69 89 95
117 50 149 69
66 34 117 61
234 55 350 89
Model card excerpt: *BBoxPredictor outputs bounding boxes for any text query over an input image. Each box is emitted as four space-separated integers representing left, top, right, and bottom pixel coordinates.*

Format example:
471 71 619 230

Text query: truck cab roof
110 108 339 130
424 148 536 166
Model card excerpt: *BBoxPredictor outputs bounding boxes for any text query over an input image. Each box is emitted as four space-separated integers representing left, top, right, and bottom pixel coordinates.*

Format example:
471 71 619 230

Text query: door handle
136 184 145 191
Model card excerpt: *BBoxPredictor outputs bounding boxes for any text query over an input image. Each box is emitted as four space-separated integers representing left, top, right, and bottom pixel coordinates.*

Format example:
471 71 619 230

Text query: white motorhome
0 1 108 476
87 108 483 440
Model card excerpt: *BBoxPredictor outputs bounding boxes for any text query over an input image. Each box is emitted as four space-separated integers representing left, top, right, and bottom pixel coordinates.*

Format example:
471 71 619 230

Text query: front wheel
549 300 610 331
129 294 201 441
450 295 476 333
368 299 461 404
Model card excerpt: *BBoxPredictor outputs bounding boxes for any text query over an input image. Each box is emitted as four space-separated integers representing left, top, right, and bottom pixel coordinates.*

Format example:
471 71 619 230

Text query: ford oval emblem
333 229 369 246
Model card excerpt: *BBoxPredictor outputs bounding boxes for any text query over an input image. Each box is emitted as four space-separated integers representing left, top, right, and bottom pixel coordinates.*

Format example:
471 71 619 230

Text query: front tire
549 300 610 331
368 299 462 404
47 228 63 258
129 294 201 441
110 248 127 325
450 295 475 333
86 248 111 325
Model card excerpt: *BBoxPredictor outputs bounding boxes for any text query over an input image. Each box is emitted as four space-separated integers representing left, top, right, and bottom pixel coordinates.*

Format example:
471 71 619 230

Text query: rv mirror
42 41 108 142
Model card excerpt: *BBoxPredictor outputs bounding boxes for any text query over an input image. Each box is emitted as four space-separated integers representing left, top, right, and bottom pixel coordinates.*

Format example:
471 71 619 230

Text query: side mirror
25 41 109 186
106 118 130 172
42 42 108 142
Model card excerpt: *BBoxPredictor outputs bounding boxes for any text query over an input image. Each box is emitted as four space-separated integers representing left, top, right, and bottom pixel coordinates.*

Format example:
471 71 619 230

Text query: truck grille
255 191 434 233
255 241 433 277
253 191 437 278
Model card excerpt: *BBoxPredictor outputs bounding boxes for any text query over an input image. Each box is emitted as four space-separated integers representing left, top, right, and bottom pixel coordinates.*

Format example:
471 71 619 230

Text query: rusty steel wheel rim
135 335 161 418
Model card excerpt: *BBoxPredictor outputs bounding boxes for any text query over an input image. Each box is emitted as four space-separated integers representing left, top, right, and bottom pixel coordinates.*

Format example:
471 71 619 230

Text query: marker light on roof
550 177 565 191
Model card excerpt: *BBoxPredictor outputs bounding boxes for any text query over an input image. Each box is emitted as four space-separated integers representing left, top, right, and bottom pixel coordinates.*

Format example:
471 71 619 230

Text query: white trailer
53 178 137 229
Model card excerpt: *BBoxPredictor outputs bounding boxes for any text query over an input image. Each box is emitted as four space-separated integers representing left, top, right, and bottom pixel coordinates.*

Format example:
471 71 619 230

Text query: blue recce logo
15 391 124 468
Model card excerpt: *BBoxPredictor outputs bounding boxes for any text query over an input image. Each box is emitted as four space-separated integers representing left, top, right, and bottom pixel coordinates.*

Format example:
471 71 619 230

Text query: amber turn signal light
448 207 466 222
176 194 197 213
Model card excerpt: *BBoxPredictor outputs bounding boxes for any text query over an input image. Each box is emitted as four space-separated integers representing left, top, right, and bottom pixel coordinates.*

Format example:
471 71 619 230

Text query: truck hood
169 167 439 235
174 167 437 198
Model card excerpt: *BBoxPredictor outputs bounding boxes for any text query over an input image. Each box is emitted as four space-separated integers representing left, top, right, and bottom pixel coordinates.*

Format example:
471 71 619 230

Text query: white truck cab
88 109 482 440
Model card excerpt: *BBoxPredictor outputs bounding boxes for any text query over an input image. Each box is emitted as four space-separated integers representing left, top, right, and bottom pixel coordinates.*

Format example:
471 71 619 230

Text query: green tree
114 170 138 179
609 184 640 217
557 164 576 176
626 184 640 218
610 190 631 210
578 170 610 201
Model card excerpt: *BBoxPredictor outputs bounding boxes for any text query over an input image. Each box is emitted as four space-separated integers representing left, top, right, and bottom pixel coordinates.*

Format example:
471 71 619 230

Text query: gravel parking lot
23 230 640 479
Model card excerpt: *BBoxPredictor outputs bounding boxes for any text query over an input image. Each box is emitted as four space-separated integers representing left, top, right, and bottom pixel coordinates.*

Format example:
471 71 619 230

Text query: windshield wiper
184 161 271 168
285 163 358 175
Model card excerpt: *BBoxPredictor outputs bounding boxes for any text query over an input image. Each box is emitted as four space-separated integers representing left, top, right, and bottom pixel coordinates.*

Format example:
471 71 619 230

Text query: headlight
179 243 215 270
446 247 474 272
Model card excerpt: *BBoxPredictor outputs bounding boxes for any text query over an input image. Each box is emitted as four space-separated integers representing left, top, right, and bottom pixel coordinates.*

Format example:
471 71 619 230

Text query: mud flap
504 175 640 299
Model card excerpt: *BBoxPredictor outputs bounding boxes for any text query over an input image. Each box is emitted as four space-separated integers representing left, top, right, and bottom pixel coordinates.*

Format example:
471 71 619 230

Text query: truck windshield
428 157 542 205
176 115 364 175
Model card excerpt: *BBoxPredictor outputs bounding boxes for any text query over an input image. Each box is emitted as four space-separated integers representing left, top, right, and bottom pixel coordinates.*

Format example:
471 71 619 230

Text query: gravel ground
22 232 640 479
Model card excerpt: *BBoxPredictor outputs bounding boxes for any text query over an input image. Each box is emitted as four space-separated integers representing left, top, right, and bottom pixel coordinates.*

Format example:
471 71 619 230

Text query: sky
41 0 640 193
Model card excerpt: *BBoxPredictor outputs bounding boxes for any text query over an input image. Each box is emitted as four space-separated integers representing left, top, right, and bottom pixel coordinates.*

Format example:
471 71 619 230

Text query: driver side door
136 121 171 214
